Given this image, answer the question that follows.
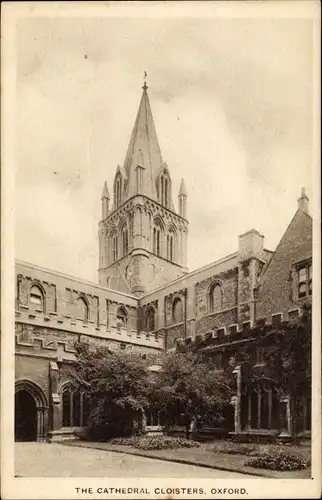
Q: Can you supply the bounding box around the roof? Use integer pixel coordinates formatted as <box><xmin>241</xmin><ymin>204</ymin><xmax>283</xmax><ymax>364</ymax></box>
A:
<box><xmin>123</xmin><ymin>84</ymin><xmax>163</xmax><ymax>200</ymax></box>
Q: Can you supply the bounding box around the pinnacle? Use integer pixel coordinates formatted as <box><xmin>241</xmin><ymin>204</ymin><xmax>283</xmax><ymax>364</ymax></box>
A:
<box><xmin>179</xmin><ymin>179</ymin><xmax>187</xmax><ymax>196</ymax></box>
<box><xmin>101</xmin><ymin>181</ymin><xmax>110</xmax><ymax>200</ymax></box>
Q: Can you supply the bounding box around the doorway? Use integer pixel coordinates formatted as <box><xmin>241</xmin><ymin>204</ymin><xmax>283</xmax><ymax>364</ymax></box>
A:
<box><xmin>15</xmin><ymin>390</ymin><xmax>37</xmax><ymax>441</ymax></box>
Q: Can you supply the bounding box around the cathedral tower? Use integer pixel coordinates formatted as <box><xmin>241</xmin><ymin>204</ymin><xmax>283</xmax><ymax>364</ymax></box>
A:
<box><xmin>98</xmin><ymin>82</ymin><xmax>189</xmax><ymax>296</ymax></box>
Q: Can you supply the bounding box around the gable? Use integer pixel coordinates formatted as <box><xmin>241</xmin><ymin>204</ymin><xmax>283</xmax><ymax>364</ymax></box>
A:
<box><xmin>256</xmin><ymin>209</ymin><xmax>312</xmax><ymax>320</ymax></box>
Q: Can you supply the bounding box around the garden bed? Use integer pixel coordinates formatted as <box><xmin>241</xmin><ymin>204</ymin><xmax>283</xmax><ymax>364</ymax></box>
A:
<box><xmin>109</xmin><ymin>435</ymin><xmax>201</xmax><ymax>450</ymax></box>
<box><xmin>62</xmin><ymin>438</ymin><xmax>311</xmax><ymax>479</ymax></box>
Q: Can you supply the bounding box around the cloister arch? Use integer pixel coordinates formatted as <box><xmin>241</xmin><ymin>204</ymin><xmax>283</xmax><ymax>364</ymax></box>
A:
<box><xmin>15</xmin><ymin>379</ymin><xmax>48</xmax><ymax>442</ymax></box>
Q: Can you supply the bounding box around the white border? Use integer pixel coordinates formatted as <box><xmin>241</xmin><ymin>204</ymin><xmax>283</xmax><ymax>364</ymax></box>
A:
<box><xmin>1</xmin><ymin>2</ymin><xmax>321</xmax><ymax>499</ymax></box>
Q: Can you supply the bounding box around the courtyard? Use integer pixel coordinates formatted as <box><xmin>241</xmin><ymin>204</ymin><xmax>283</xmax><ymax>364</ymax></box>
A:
<box><xmin>15</xmin><ymin>443</ymin><xmax>256</xmax><ymax>478</ymax></box>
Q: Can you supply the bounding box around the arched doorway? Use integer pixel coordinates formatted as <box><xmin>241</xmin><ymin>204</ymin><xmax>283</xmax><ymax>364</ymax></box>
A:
<box><xmin>15</xmin><ymin>380</ymin><xmax>48</xmax><ymax>442</ymax></box>
<box><xmin>15</xmin><ymin>390</ymin><xmax>37</xmax><ymax>441</ymax></box>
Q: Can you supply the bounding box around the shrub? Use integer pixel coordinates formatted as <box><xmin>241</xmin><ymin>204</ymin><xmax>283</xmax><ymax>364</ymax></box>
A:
<box><xmin>219</xmin><ymin>444</ymin><xmax>259</xmax><ymax>456</ymax></box>
<box><xmin>109</xmin><ymin>435</ymin><xmax>200</xmax><ymax>450</ymax></box>
<box><xmin>134</xmin><ymin>436</ymin><xmax>201</xmax><ymax>451</ymax></box>
<box><xmin>245</xmin><ymin>451</ymin><xmax>310</xmax><ymax>471</ymax></box>
<box><xmin>109</xmin><ymin>437</ymin><xmax>139</xmax><ymax>446</ymax></box>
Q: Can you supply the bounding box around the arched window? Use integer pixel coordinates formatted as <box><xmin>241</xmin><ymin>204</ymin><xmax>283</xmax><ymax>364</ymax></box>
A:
<box><xmin>116</xmin><ymin>306</ymin><xmax>128</xmax><ymax>329</ymax></box>
<box><xmin>167</xmin><ymin>228</ymin><xmax>175</xmax><ymax>262</ymax></box>
<box><xmin>114</xmin><ymin>174</ymin><xmax>123</xmax><ymax>208</ymax></box>
<box><xmin>161</xmin><ymin>177</ymin><xmax>164</xmax><ymax>205</ymax></box>
<box><xmin>116</xmin><ymin>178</ymin><xmax>122</xmax><ymax>207</ymax></box>
<box><xmin>112</xmin><ymin>233</ymin><xmax>118</xmax><ymax>262</ymax></box>
<box><xmin>146</xmin><ymin>307</ymin><xmax>156</xmax><ymax>332</ymax></box>
<box><xmin>153</xmin><ymin>221</ymin><xmax>162</xmax><ymax>257</ymax></box>
<box><xmin>173</xmin><ymin>297</ymin><xmax>183</xmax><ymax>324</ymax></box>
<box><xmin>209</xmin><ymin>283</ymin><xmax>222</xmax><ymax>313</ymax></box>
<box><xmin>62</xmin><ymin>386</ymin><xmax>89</xmax><ymax>428</ymax></box>
<box><xmin>164</xmin><ymin>178</ymin><xmax>168</xmax><ymax>208</ymax></box>
<box><xmin>159</xmin><ymin>170</ymin><xmax>170</xmax><ymax>207</ymax></box>
<box><xmin>77</xmin><ymin>296</ymin><xmax>89</xmax><ymax>323</ymax></box>
<box><xmin>122</xmin><ymin>226</ymin><xmax>129</xmax><ymax>256</ymax></box>
<box><xmin>29</xmin><ymin>285</ymin><xmax>45</xmax><ymax>313</ymax></box>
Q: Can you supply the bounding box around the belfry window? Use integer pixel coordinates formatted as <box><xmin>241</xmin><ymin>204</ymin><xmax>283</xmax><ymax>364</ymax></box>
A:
<box><xmin>159</xmin><ymin>171</ymin><xmax>170</xmax><ymax>207</ymax></box>
<box><xmin>164</xmin><ymin>178</ymin><xmax>168</xmax><ymax>208</ymax></box>
<box><xmin>166</xmin><ymin>229</ymin><xmax>175</xmax><ymax>262</ymax></box>
<box><xmin>114</xmin><ymin>175</ymin><xmax>123</xmax><ymax>208</ymax></box>
<box><xmin>161</xmin><ymin>177</ymin><xmax>164</xmax><ymax>206</ymax></box>
<box><xmin>153</xmin><ymin>224</ymin><xmax>162</xmax><ymax>257</ymax></box>
<box><xmin>122</xmin><ymin>227</ymin><xmax>129</xmax><ymax>256</ymax></box>
<box><xmin>112</xmin><ymin>234</ymin><xmax>118</xmax><ymax>262</ymax></box>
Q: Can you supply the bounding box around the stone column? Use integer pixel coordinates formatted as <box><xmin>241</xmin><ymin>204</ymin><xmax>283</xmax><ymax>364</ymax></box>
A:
<box><xmin>278</xmin><ymin>396</ymin><xmax>291</xmax><ymax>436</ymax></box>
<box><xmin>286</xmin><ymin>396</ymin><xmax>292</xmax><ymax>435</ymax></box>
<box><xmin>36</xmin><ymin>408</ymin><xmax>45</xmax><ymax>442</ymax></box>
<box><xmin>257</xmin><ymin>386</ymin><xmax>261</xmax><ymax>430</ymax></box>
<box><xmin>141</xmin><ymin>409</ymin><xmax>147</xmax><ymax>434</ymax></box>
<box><xmin>268</xmin><ymin>388</ymin><xmax>272</xmax><ymax>430</ymax></box>
<box><xmin>247</xmin><ymin>393</ymin><xmax>252</xmax><ymax>430</ymax></box>
<box><xmin>49</xmin><ymin>361</ymin><xmax>61</xmax><ymax>431</ymax></box>
<box><xmin>232</xmin><ymin>365</ymin><xmax>242</xmax><ymax>433</ymax></box>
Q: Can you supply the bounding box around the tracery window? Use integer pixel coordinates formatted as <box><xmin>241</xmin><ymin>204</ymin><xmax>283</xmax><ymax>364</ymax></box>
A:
<box><xmin>62</xmin><ymin>386</ymin><xmax>89</xmax><ymax>428</ymax></box>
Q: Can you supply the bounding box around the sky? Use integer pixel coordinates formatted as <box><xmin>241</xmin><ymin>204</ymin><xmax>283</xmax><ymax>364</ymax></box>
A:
<box><xmin>15</xmin><ymin>7</ymin><xmax>315</xmax><ymax>282</ymax></box>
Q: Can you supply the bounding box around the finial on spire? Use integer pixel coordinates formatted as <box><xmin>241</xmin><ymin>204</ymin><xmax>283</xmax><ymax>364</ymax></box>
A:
<box><xmin>142</xmin><ymin>71</ymin><xmax>148</xmax><ymax>91</ymax></box>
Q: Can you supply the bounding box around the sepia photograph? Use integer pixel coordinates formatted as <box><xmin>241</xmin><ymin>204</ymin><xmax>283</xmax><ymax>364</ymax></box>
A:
<box><xmin>1</xmin><ymin>1</ymin><xmax>321</xmax><ymax>499</ymax></box>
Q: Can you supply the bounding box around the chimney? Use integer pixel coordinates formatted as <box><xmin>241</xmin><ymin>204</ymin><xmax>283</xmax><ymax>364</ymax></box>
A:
<box><xmin>238</xmin><ymin>229</ymin><xmax>265</xmax><ymax>262</ymax></box>
<box><xmin>297</xmin><ymin>187</ymin><xmax>309</xmax><ymax>214</ymax></box>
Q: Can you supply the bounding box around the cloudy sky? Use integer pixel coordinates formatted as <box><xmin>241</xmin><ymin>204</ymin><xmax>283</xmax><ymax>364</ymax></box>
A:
<box><xmin>15</xmin><ymin>4</ymin><xmax>315</xmax><ymax>282</ymax></box>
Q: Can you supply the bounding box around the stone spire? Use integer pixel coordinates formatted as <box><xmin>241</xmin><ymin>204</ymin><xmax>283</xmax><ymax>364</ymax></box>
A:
<box><xmin>297</xmin><ymin>187</ymin><xmax>309</xmax><ymax>214</ymax></box>
<box><xmin>122</xmin><ymin>82</ymin><xmax>163</xmax><ymax>201</ymax></box>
